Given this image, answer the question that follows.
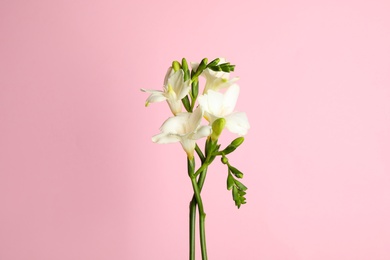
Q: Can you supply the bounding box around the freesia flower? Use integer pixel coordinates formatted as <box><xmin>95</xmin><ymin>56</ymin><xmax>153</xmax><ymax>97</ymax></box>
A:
<box><xmin>192</xmin><ymin>58</ymin><xmax>239</xmax><ymax>93</ymax></box>
<box><xmin>198</xmin><ymin>84</ymin><xmax>250</xmax><ymax>136</ymax></box>
<box><xmin>152</xmin><ymin>106</ymin><xmax>212</xmax><ymax>158</ymax></box>
<box><xmin>141</xmin><ymin>67</ymin><xmax>191</xmax><ymax>115</ymax></box>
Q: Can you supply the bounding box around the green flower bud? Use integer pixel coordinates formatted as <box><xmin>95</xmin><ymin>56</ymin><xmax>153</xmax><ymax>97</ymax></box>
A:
<box><xmin>181</xmin><ymin>58</ymin><xmax>188</xmax><ymax>71</ymax></box>
<box><xmin>191</xmin><ymin>79</ymin><xmax>199</xmax><ymax>100</ymax></box>
<box><xmin>182</xmin><ymin>58</ymin><xmax>190</xmax><ymax>81</ymax></box>
<box><xmin>192</xmin><ymin>58</ymin><xmax>208</xmax><ymax>79</ymax></box>
<box><xmin>221</xmin><ymin>156</ymin><xmax>229</xmax><ymax>164</ymax></box>
<box><xmin>210</xmin><ymin>118</ymin><xmax>226</xmax><ymax>141</ymax></box>
<box><xmin>234</xmin><ymin>179</ymin><xmax>247</xmax><ymax>191</ymax></box>
<box><xmin>172</xmin><ymin>61</ymin><xmax>181</xmax><ymax>72</ymax></box>
<box><xmin>231</xmin><ymin>137</ymin><xmax>244</xmax><ymax>147</ymax></box>
<box><xmin>221</xmin><ymin>137</ymin><xmax>245</xmax><ymax>155</ymax></box>
<box><xmin>229</xmin><ymin>165</ymin><xmax>243</xmax><ymax>178</ymax></box>
<box><xmin>227</xmin><ymin>173</ymin><xmax>235</xmax><ymax>191</ymax></box>
<box><xmin>207</xmin><ymin>58</ymin><xmax>220</xmax><ymax>67</ymax></box>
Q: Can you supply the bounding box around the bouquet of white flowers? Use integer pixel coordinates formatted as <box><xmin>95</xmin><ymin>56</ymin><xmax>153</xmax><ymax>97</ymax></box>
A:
<box><xmin>141</xmin><ymin>58</ymin><xmax>250</xmax><ymax>260</ymax></box>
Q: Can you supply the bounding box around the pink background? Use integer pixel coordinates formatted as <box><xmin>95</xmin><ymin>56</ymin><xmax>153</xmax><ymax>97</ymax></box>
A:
<box><xmin>1</xmin><ymin>0</ymin><xmax>390</xmax><ymax>259</ymax></box>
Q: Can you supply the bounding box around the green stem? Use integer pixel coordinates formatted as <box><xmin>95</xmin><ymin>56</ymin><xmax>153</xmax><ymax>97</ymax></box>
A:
<box><xmin>190</xmin><ymin>176</ymin><xmax>207</xmax><ymax>260</ymax></box>
<box><xmin>189</xmin><ymin>201</ymin><xmax>196</xmax><ymax>260</ymax></box>
<box><xmin>188</xmin><ymin>158</ymin><xmax>209</xmax><ymax>260</ymax></box>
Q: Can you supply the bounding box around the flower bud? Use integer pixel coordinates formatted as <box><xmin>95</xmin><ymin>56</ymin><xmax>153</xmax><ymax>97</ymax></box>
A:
<box><xmin>172</xmin><ymin>61</ymin><xmax>181</xmax><ymax>72</ymax></box>
<box><xmin>221</xmin><ymin>137</ymin><xmax>244</xmax><ymax>155</ymax></box>
<box><xmin>210</xmin><ymin>118</ymin><xmax>226</xmax><ymax>141</ymax></box>
<box><xmin>227</xmin><ymin>173</ymin><xmax>234</xmax><ymax>191</ymax></box>
<box><xmin>207</xmin><ymin>58</ymin><xmax>220</xmax><ymax>67</ymax></box>
<box><xmin>231</xmin><ymin>137</ymin><xmax>244</xmax><ymax>147</ymax></box>
<box><xmin>182</xmin><ymin>58</ymin><xmax>190</xmax><ymax>81</ymax></box>
<box><xmin>221</xmin><ymin>156</ymin><xmax>229</xmax><ymax>164</ymax></box>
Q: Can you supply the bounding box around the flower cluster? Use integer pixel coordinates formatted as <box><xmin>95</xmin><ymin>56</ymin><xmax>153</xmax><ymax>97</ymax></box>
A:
<box><xmin>141</xmin><ymin>57</ymin><xmax>250</xmax><ymax>159</ymax></box>
<box><xmin>142</xmin><ymin>57</ymin><xmax>250</xmax><ymax>259</ymax></box>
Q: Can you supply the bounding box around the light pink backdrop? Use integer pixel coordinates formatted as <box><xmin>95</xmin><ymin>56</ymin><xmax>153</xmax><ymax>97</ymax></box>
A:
<box><xmin>1</xmin><ymin>0</ymin><xmax>390</xmax><ymax>259</ymax></box>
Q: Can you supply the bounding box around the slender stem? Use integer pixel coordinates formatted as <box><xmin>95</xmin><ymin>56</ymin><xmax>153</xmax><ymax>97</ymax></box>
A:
<box><xmin>189</xmin><ymin>166</ymin><xmax>208</xmax><ymax>260</ymax></box>
<box><xmin>190</xmin><ymin>176</ymin><xmax>208</xmax><ymax>260</ymax></box>
<box><xmin>189</xmin><ymin>200</ymin><xmax>196</xmax><ymax>260</ymax></box>
<box><xmin>195</xmin><ymin>144</ymin><xmax>205</xmax><ymax>163</ymax></box>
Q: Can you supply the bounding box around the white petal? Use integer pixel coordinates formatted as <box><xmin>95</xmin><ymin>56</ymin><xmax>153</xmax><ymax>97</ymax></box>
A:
<box><xmin>159</xmin><ymin>113</ymin><xmax>190</xmax><ymax>135</ymax></box>
<box><xmin>189</xmin><ymin>125</ymin><xmax>212</xmax><ymax>140</ymax></box>
<box><xmin>152</xmin><ymin>133</ymin><xmax>180</xmax><ymax>143</ymax></box>
<box><xmin>186</xmin><ymin>106</ymin><xmax>203</xmax><ymax>134</ymax></box>
<box><xmin>222</xmin><ymin>84</ymin><xmax>240</xmax><ymax>115</ymax></box>
<box><xmin>190</xmin><ymin>62</ymin><xmax>199</xmax><ymax>71</ymax></box>
<box><xmin>199</xmin><ymin>90</ymin><xmax>224</xmax><ymax>116</ymax></box>
<box><xmin>177</xmin><ymin>80</ymin><xmax>191</xmax><ymax>100</ymax></box>
<box><xmin>168</xmin><ymin>70</ymin><xmax>185</xmax><ymax>93</ymax></box>
<box><xmin>225</xmin><ymin>112</ymin><xmax>250</xmax><ymax>136</ymax></box>
<box><xmin>145</xmin><ymin>92</ymin><xmax>167</xmax><ymax>104</ymax></box>
<box><xmin>163</xmin><ymin>67</ymin><xmax>174</xmax><ymax>86</ymax></box>
<box><xmin>141</xmin><ymin>88</ymin><xmax>163</xmax><ymax>93</ymax></box>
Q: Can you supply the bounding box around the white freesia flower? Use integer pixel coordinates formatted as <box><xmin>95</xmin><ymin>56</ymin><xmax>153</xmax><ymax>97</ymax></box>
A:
<box><xmin>198</xmin><ymin>84</ymin><xmax>250</xmax><ymax>136</ymax></box>
<box><xmin>152</xmin><ymin>106</ymin><xmax>212</xmax><ymax>158</ymax></box>
<box><xmin>192</xmin><ymin>58</ymin><xmax>239</xmax><ymax>93</ymax></box>
<box><xmin>141</xmin><ymin>67</ymin><xmax>191</xmax><ymax>115</ymax></box>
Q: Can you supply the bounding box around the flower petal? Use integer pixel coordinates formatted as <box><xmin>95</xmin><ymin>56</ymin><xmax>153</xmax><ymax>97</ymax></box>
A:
<box><xmin>168</xmin><ymin>70</ymin><xmax>185</xmax><ymax>93</ymax></box>
<box><xmin>152</xmin><ymin>133</ymin><xmax>180</xmax><ymax>144</ymax></box>
<box><xmin>225</xmin><ymin>112</ymin><xmax>250</xmax><ymax>136</ymax></box>
<box><xmin>222</xmin><ymin>84</ymin><xmax>240</xmax><ymax>115</ymax></box>
<box><xmin>186</xmin><ymin>106</ymin><xmax>203</xmax><ymax>134</ymax></box>
<box><xmin>163</xmin><ymin>67</ymin><xmax>174</xmax><ymax>86</ymax></box>
<box><xmin>198</xmin><ymin>90</ymin><xmax>223</xmax><ymax>116</ymax></box>
<box><xmin>189</xmin><ymin>125</ymin><xmax>212</xmax><ymax>140</ymax></box>
<box><xmin>159</xmin><ymin>113</ymin><xmax>190</xmax><ymax>135</ymax></box>
<box><xmin>141</xmin><ymin>88</ymin><xmax>163</xmax><ymax>93</ymax></box>
<box><xmin>145</xmin><ymin>92</ymin><xmax>167</xmax><ymax>104</ymax></box>
<box><xmin>177</xmin><ymin>79</ymin><xmax>191</xmax><ymax>100</ymax></box>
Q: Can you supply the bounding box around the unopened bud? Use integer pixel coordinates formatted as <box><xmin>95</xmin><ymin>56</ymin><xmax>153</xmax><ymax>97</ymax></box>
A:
<box><xmin>211</xmin><ymin>118</ymin><xmax>226</xmax><ymax>141</ymax></box>
<box><xmin>207</xmin><ymin>58</ymin><xmax>220</xmax><ymax>67</ymax></box>
<box><xmin>172</xmin><ymin>61</ymin><xmax>181</xmax><ymax>72</ymax></box>
<box><xmin>231</xmin><ymin>137</ymin><xmax>244</xmax><ymax>147</ymax></box>
<box><xmin>221</xmin><ymin>156</ymin><xmax>229</xmax><ymax>164</ymax></box>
